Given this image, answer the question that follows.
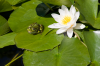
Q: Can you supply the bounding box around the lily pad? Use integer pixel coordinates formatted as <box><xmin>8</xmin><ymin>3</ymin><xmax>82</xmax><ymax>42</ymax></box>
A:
<box><xmin>15</xmin><ymin>29</ymin><xmax>64</xmax><ymax>52</ymax></box>
<box><xmin>75</xmin><ymin>0</ymin><xmax>98</xmax><ymax>26</ymax></box>
<box><xmin>36</xmin><ymin>3</ymin><xmax>53</xmax><ymax>16</ymax></box>
<box><xmin>0</xmin><ymin>32</ymin><xmax>16</xmax><ymax>48</ymax></box>
<box><xmin>93</xmin><ymin>11</ymin><xmax>100</xmax><ymax>29</ymax></box>
<box><xmin>8</xmin><ymin>0</ymin><xmax>42</xmax><ymax>33</ymax></box>
<box><xmin>0</xmin><ymin>15</ymin><xmax>10</xmax><ymax>36</ymax></box>
<box><xmin>58</xmin><ymin>36</ymin><xmax>90</xmax><ymax>66</ymax></box>
<box><xmin>6</xmin><ymin>0</ymin><xmax>21</xmax><ymax>5</ymax></box>
<box><xmin>0</xmin><ymin>0</ymin><xmax>13</xmax><ymax>12</ymax></box>
<box><xmin>39</xmin><ymin>0</ymin><xmax>72</xmax><ymax>7</ymax></box>
<box><xmin>15</xmin><ymin>15</ymin><xmax>64</xmax><ymax>52</ymax></box>
<box><xmin>84</xmin><ymin>31</ymin><xmax>100</xmax><ymax>65</ymax></box>
<box><xmin>22</xmin><ymin>36</ymin><xmax>90</xmax><ymax>66</ymax></box>
<box><xmin>23</xmin><ymin>47</ymin><xmax>58</xmax><ymax>66</ymax></box>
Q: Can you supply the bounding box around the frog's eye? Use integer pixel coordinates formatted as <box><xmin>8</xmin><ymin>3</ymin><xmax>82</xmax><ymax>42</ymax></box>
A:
<box><xmin>39</xmin><ymin>24</ymin><xmax>44</xmax><ymax>32</ymax></box>
<box><xmin>27</xmin><ymin>23</ymin><xmax>44</xmax><ymax>35</ymax></box>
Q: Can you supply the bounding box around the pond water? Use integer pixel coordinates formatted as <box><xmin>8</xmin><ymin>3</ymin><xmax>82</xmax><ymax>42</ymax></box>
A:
<box><xmin>0</xmin><ymin>45</ymin><xmax>24</xmax><ymax>66</ymax></box>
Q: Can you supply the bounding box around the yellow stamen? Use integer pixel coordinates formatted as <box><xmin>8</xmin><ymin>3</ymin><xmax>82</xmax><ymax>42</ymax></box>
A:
<box><xmin>62</xmin><ymin>16</ymin><xmax>71</xmax><ymax>25</ymax></box>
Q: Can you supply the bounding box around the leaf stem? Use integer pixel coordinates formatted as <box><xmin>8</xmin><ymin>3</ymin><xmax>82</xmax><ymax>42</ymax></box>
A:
<box><xmin>44</xmin><ymin>2</ymin><xmax>53</xmax><ymax>11</ymax></box>
<box><xmin>11</xmin><ymin>51</ymin><xmax>20</xmax><ymax>62</ymax></box>
<box><xmin>5</xmin><ymin>52</ymin><xmax>23</xmax><ymax>66</ymax></box>
<box><xmin>74</xmin><ymin>31</ymin><xmax>87</xmax><ymax>47</ymax></box>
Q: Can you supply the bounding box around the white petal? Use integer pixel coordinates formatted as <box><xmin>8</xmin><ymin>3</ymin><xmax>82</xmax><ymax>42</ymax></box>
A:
<box><xmin>74</xmin><ymin>23</ymin><xmax>85</xmax><ymax>29</ymax></box>
<box><xmin>61</xmin><ymin>5</ymin><xmax>69</xmax><ymax>15</ymax></box>
<box><xmin>75</xmin><ymin>11</ymin><xmax>80</xmax><ymax>19</ymax></box>
<box><xmin>67</xmin><ymin>12</ymin><xmax>79</xmax><ymax>26</ymax></box>
<box><xmin>67</xmin><ymin>28</ymin><xmax>73</xmax><ymax>38</ymax></box>
<box><xmin>58</xmin><ymin>9</ymin><xmax>65</xmax><ymax>16</ymax></box>
<box><xmin>61</xmin><ymin>5</ymin><xmax>68</xmax><ymax>11</ymax></box>
<box><xmin>56</xmin><ymin>28</ymin><xmax>67</xmax><ymax>34</ymax></box>
<box><xmin>70</xmin><ymin>5</ymin><xmax>76</xmax><ymax>15</ymax></box>
<box><xmin>93</xmin><ymin>31</ymin><xmax>100</xmax><ymax>34</ymax></box>
<box><xmin>73</xmin><ymin>22</ymin><xmax>76</xmax><ymax>27</ymax></box>
<box><xmin>51</xmin><ymin>13</ymin><xmax>61</xmax><ymax>22</ymax></box>
<box><xmin>48</xmin><ymin>23</ymin><xmax>64</xmax><ymax>28</ymax></box>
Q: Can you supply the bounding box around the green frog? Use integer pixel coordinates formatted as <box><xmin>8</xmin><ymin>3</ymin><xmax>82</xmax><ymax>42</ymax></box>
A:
<box><xmin>27</xmin><ymin>23</ymin><xmax>44</xmax><ymax>35</ymax></box>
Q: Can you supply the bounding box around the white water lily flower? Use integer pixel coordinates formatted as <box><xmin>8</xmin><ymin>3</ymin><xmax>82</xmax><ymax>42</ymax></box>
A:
<box><xmin>48</xmin><ymin>5</ymin><xmax>85</xmax><ymax>38</ymax></box>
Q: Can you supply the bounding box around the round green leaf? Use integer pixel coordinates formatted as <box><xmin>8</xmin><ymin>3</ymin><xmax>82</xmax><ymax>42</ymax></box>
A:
<box><xmin>22</xmin><ymin>36</ymin><xmax>90</xmax><ymax>66</ymax></box>
<box><xmin>23</xmin><ymin>47</ymin><xmax>58</xmax><ymax>66</ymax></box>
<box><xmin>94</xmin><ymin>11</ymin><xmax>100</xmax><ymax>29</ymax></box>
<box><xmin>15</xmin><ymin>16</ymin><xmax>64</xmax><ymax>52</ymax></box>
<box><xmin>0</xmin><ymin>32</ymin><xmax>16</xmax><ymax>48</ymax></box>
<box><xmin>8</xmin><ymin>0</ymin><xmax>41</xmax><ymax>33</ymax></box>
<box><xmin>0</xmin><ymin>15</ymin><xmax>10</xmax><ymax>35</ymax></box>
<box><xmin>58</xmin><ymin>36</ymin><xmax>90</xmax><ymax>66</ymax></box>
<box><xmin>69</xmin><ymin>0</ymin><xmax>74</xmax><ymax>4</ymax></box>
<box><xmin>39</xmin><ymin>0</ymin><xmax>72</xmax><ymax>7</ymax></box>
<box><xmin>6</xmin><ymin>0</ymin><xmax>21</xmax><ymax>5</ymax></box>
<box><xmin>6</xmin><ymin>0</ymin><xmax>30</xmax><ymax>5</ymax></box>
<box><xmin>75</xmin><ymin>0</ymin><xmax>98</xmax><ymax>26</ymax></box>
<box><xmin>83</xmin><ymin>31</ymin><xmax>100</xmax><ymax>64</ymax></box>
<box><xmin>36</xmin><ymin>3</ymin><xmax>52</xmax><ymax>16</ymax></box>
<box><xmin>0</xmin><ymin>0</ymin><xmax>13</xmax><ymax>12</ymax></box>
<box><xmin>15</xmin><ymin>30</ymin><xmax>64</xmax><ymax>52</ymax></box>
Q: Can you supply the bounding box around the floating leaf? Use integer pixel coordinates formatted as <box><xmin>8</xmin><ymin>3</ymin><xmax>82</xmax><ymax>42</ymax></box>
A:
<box><xmin>0</xmin><ymin>32</ymin><xmax>16</xmax><ymax>48</ymax></box>
<box><xmin>75</xmin><ymin>0</ymin><xmax>98</xmax><ymax>26</ymax></box>
<box><xmin>39</xmin><ymin>0</ymin><xmax>72</xmax><ymax>7</ymax></box>
<box><xmin>8</xmin><ymin>0</ymin><xmax>41</xmax><ymax>33</ymax></box>
<box><xmin>0</xmin><ymin>15</ymin><xmax>10</xmax><ymax>36</ymax></box>
<box><xmin>23</xmin><ymin>36</ymin><xmax>90</xmax><ymax>66</ymax></box>
<box><xmin>15</xmin><ymin>29</ymin><xmax>64</xmax><ymax>52</ymax></box>
<box><xmin>69</xmin><ymin>0</ymin><xmax>74</xmax><ymax>4</ymax></box>
<box><xmin>93</xmin><ymin>11</ymin><xmax>100</xmax><ymax>29</ymax></box>
<box><xmin>14</xmin><ymin>10</ymin><xmax>65</xmax><ymax>52</ymax></box>
<box><xmin>36</xmin><ymin>3</ymin><xmax>52</xmax><ymax>16</ymax></box>
<box><xmin>0</xmin><ymin>0</ymin><xmax>13</xmax><ymax>12</ymax></box>
<box><xmin>58</xmin><ymin>36</ymin><xmax>90</xmax><ymax>66</ymax></box>
<box><xmin>6</xmin><ymin>0</ymin><xmax>21</xmax><ymax>5</ymax></box>
<box><xmin>84</xmin><ymin>31</ymin><xmax>100</xmax><ymax>65</ymax></box>
<box><xmin>23</xmin><ymin>47</ymin><xmax>58</xmax><ymax>66</ymax></box>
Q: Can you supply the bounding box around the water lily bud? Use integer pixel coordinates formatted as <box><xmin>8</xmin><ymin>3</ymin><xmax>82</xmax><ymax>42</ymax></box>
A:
<box><xmin>27</xmin><ymin>23</ymin><xmax>44</xmax><ymax>35</ymax></box>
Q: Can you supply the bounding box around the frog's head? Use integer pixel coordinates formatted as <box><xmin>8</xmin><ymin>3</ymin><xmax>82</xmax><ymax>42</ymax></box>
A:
<box><xmin>27</xmin><ymin>23</ymin><xmax>44</xmax><ymax>35</ymax></box>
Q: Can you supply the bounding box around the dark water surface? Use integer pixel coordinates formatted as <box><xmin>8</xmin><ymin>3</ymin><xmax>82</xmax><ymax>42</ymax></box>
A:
<box><xmin>0</xmin><ymin>45</ymin><xmax>24</xmax><ymax>66</ymax></box>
